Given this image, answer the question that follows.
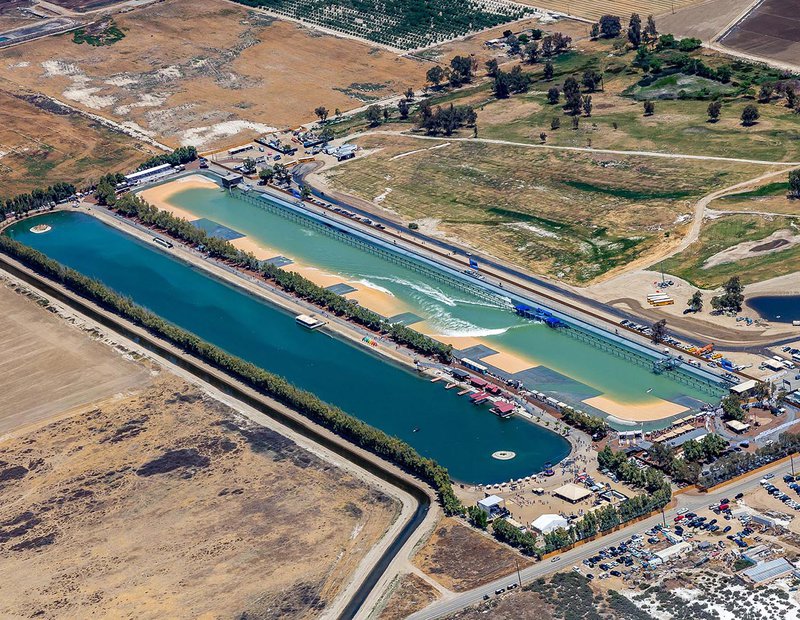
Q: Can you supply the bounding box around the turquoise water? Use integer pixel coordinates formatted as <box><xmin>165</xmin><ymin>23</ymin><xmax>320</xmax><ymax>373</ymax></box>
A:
<box><xmin>161</xmin><ymin>184</ymin><xmax>720</xmax><ymax>420</ymax></box>
<box><xmin>6</xmin><ymin>211</ymin><xmax>570</xmax><ymax>484</ymax></box>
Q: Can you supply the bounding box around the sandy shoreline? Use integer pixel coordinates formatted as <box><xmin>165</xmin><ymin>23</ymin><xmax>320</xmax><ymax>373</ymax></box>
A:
<box><xmin>135</xmin><ymin>176</ymin><xmax>701</xmax><ymax>424</ymax></box>
<box><xmin>583</xmin><ymin>395</ymin><xmax>688</xmax><ymax>421</ymax></box>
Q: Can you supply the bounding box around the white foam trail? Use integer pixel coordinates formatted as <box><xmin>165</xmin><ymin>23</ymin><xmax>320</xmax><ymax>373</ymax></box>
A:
<box><xmin>438</xmin><ymin>325</ymin><xmax>514</xmax><ymax>338</ymax></box>
<box><xmin>364</xmin><ymin>274</ymin><xmax>506</xmax><ymax>310</ymax></box>
<box><xmin>424</xmin><ymin>305</ymin><xmax>521</xmax><ymax>338</ymax></box>
<box><xmin>363</xmin><ymin>274</ymin><xmax>459</xmax><ymax>306</ymax></box>
<box><xmin>354</xmin><ymin>279</ymin><xmax>395</xmax><ymax>296</ymax></box>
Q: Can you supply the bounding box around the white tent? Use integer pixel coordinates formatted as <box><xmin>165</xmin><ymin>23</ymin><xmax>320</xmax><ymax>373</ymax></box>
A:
<box><xmin>531</xmin><ymin>514</ymin><xmax>569</xmax><ymax>534</ymax></box>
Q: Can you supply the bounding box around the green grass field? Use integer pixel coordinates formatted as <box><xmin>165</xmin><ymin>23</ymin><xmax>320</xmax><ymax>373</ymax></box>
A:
<box><xmin>409</xmin><ymin>38</ymin><xmax>800</xmax><ymax>163</ymax></box>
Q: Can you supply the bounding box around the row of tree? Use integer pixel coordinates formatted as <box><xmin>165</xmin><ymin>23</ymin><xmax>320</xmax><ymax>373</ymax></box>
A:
<box><xmin>1</xmin><ymin>182</ymin><xmax>76</xmax><ymax>218</ymax></box>
<box><xmin>559</xmin><ymin>407</ymin><xmax>608</xmax><ymax>438</ymax></box>
<box><xmin>136</xmin><ymin>146</ymin><xmax>198</xmax><ymax>171</ymax></box>
<box><xmin>597</xmin><ymin>445</ymin><xmax>671</xmax><ymax>495</ymax></box>
<box><xmin>699</xmin><ymin>430</ymin><xmax>800</xmax><ymax>489</ymax></box>
<box><xmin>111</xmin><ymin>193</ymin><xmax>454</xmax><ymax>363</ymax></box>
<box><xmin>592</xmin><ymin>14</ymin><xmax>657</xmax><ymax>49</ymax></box>
<box><xmin>0</xmin><ymin>233</ymin><xmax>463</xmax><ymax>515</ymax></box>
<box><xmin>493</xmin><ymin>480</ymin><xmax>671</xmax><ymax>557</ymax></box>
<box><xmin>417</xmin><ymin>102</ymin><xmax>477</xmax><ymax>136</ymax></box>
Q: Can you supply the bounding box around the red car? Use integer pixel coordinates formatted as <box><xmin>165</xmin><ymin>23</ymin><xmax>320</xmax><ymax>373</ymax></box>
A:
<box><xmin>674</xmin><ymin>515</ymin><xmax>685</xmax><ymax>522</ymax></box>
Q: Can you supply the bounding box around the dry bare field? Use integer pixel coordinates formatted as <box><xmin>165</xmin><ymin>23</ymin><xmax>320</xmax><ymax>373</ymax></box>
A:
<box><xmin>0</xmin><ymin>279</ymin><xmax>400</xmax><ymax>618</ymax></box>
<box><xmin>0</xmin><ymin>0</ymin><xmax>430</xmax><ymax>150</ymax></box>
<box><xmin>0</xmin><ymin>278</ymin><xmax>150</xmax><ymax>434</ymax></box>
<box><xmin>413</xmin><ymin>518</ymin><xmax>532</xmax><ymax>592</ymax></box>
<box><xmin>0</xmin><ymin>375</ymin><xmax>400</xmax><ymax>618</ymax></box>
<box><xmin>657</xmin><ymin>0</ymin><xmax>755</xmax><ymax>41</ymax></box>
<box><xmin>0</xmin><ymin>87</ymin><xmax>157</xmax><ymax>197</ymax></box>
<box><xmin>516</xmin><ymin>0</ymin><xmax>708</xmax><ymax>22</ymax></box>
<box><xmin>377</xmin><ymin>573</ymin><xmax>440</xmax><ymax>620</ymax></box>
<box><xmin>719</xmin><ymin>0</ymin><xmax>800</xmax><ymax>67</ymax></box>
<box><xmin>0</xmin><ymin>2</ymin><xmax>39</xmax><ymax>33</ymax></box>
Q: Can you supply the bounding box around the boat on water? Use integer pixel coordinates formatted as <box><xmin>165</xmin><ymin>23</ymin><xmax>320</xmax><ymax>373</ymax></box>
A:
<box><xmin>295</xmin><ymin>313</ymin><xmax>326</xmax><ymax>330</ymax></box>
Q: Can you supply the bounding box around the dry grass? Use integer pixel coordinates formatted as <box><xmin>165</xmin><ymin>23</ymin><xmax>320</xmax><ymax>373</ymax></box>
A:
<box><xmin>413</xmin><ymin>518</ymin><xmax>532</xmax><ymax>592</ymax></box>
<box><xmin>0</xmin><ymin>1</ymin><xmax>39</xmax><ymax>32</ymax></box>
<box><xmin>0</xmin><ymin>88</ymin><xmax>156</xmax><ymax>197</ymax></box>
<box><xmin>324</xmin><ymin>134</ymin><xmax>765</xmax><ymax>283</ymax></box>
<box><xmin>0</xmin><ymin>374</ymin><xmax>399</xmax><ymax>619</ymax></box>
<box><xmin>0</xmin><ymin>0</ymin><xmax>430</xmax><ymax>150</ymax></box>
<box><xmin>0</xmin><ymin>277</ymin><xmax>150</xmax><ymax>433</ymax></box>
<box><xmin>515</xmin><ymin>0</ymin><xmax>707</xmax><ymax>22</ymax></box>
<box><xmin>0</xmin><ymin>278</ymin><xmax>400</xmax><ymax>619</ymax></box>
<box><xmin>661</xmin><ymin>213</ymin><xmax>800</xmax><ymax>287</ymax></box>
<box><xmin>378</xmin><ymin>573</ymin><xmax>440</xmax><ymax>620</ymax></box>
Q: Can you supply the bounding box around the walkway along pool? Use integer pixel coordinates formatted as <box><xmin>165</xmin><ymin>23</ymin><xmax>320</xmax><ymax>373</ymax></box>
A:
<box><xmin>5</xmin><ymin>211</ymin><xmax>570</xmax><ymax>484</ymax></box>
<box><xmin>141</xmin><ymin>176</ymin><xmax>726</xmax><ymax>430</ymax></box>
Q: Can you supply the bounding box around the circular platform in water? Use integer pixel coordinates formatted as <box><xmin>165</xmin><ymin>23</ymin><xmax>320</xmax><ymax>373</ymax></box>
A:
<box><xmin>492</xmin><ymin>450</ymin><xmax>516</xmax><ymax>461</ymax></box>
<box><xmin>30</xmin><ymin>224</ymin><xmax>51</xmax><ymax>234</ymax></box>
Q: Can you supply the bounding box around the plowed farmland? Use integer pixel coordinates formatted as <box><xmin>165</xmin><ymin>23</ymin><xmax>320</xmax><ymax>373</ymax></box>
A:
<box><xmin>720</xmin><ymin>0</ymin><xmax>800</xmax><ymax>68</ymax></box>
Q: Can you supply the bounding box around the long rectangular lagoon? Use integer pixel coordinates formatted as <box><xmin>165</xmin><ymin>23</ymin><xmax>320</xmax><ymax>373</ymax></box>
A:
<box><xmin>149</xmin><ymin>179</ymin><xmax>724</xmax><ymax>429</ymax></box>
<box><xmin>6</xmin><ymin>211</ymin><xmax>571</xmax><ymax>484</ymax></box>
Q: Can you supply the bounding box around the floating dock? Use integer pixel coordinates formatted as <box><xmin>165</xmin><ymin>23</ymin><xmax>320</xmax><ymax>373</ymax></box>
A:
<box><xmin>295</xmin><ymin>313</ymin><xmax>326</xmax><ymax>330</ymax></box>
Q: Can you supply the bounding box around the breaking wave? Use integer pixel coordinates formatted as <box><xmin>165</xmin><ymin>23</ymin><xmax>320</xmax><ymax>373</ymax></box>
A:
<box><xmin>354</xmin><ymin>279</ymin><xmax>395</xmax><ymax>296</ymax></box>
<box><xmin>364</xmin><ymin>274</ymin><xmax>509</xmax><ymax>310</ymax></box>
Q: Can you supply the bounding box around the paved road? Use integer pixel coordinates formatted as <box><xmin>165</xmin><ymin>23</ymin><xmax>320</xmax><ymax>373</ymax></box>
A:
<box><xmin>407</xmin><ymin>458</ymin><xmax>795</xmax><ymax>620</ymax></box>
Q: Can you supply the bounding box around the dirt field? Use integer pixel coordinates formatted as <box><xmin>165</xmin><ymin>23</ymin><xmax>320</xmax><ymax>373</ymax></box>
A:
<box><xmin>0</xmin><ymin>87</ymin><xmax>156</xmax><ymax>197</ymax></box>
<box><xmin>0</xmin><ymin>0</ymin><xmax>430</xmax><ymax>150</ymax></box>
<box><xmin>661</xmin><ymin>213</ymin><xmax>800</xmax><ymax>287</ymax></box>
<box><xmin>719</xmin><ymin>0</ymin><xmax>800</xmax><ymax>67</ymax></box>
<box><xmin>516</xmin><ymin>0</ymin><xmax>708</xmax><ymax>22</ymax></box>
<box><xmin>377</xmin><ymin>573</ymin><xmax>440</xmax><ymax>620</ymax></box>
<box><xmin>0</xmin><ymin>374</ymin><xmax>400</xmax><ymax>618</ymax></box>
<box><xmin>413</xmin><ymin>17</ymin><xmax>590</xmax><ymax>66</ymax></box>
<box><xmin>445</xmin><ymin>589</ymin><xmax>553</xmax><ymax>620</ymax></box>
<box><xmin>0</xmin><ymin>276</ymin><xmax>400</xmax><ymax>618</ymax></box>
<box><xmin>658</xmin><ymin>0</ymin><xmax>756</xmax><ymax>41</ymax></box>
<box><xmin>44</xmin><ymin>0</ymin><xmax>140</xmax><ymax>11</ymax></box>
<box><xmin>0</xmin><ymin>1</ymin><xmax>40</xmax><ymax>32</ymax></box>
<box><xmin>0</xmin><ymin>277</ymin><xmax>150</xmax><ymax>434</ymax></box>
<box><xmin>413</xmin><ymin>518</ymin><xmax>532</xmax><ymax>592</ymax></box>
<box><xmin>322</xmin><ymin>134</ymin><xmax>767</xmax><ymax>284</ymax></box>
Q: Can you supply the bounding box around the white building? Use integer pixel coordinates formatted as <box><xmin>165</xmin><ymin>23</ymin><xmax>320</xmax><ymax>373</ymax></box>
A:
<box><xmin>655</xmin><ymin>541</ymin><xmax>692</xmax><ymax>562</ymax></box>
<box><xmin>124</xmin><ymin>163</ymin><xmax>174</xmax><ymax>186</ymax></box>
<box><xmin>531</xmin><ymin>514</ymin><xmax>569</xmax><ymax>535</ymax></box>
<box><xmin>477</xmin><ymin>495</ymin><xmax>505</xmax><ymax>517</ymax></box>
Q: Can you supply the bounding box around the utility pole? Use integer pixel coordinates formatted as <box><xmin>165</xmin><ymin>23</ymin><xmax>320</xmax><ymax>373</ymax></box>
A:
<box><xmin>516</xmin><ymin>558</ymin><xmax>522</xmax><ymax>587</ymax></box>
<box><xmin>792</xmin><ymin>453</ymin><xmax>795</xmax><ymax>477</ymax></box>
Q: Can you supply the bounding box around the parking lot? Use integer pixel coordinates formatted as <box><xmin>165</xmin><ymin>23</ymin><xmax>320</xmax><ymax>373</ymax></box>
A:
<box><xmin>569</xmin><ymin>476</ymin><xmax>800</xmax><ymax>587</ymax></box>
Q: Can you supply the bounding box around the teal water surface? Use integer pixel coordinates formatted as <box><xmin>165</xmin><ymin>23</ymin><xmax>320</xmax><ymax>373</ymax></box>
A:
<box><xmin>6</xmin><ymin>211</ymin><xmax>571</xmax><ymax>484</ymax></box>
<box><xmin>162</xmin><ymin>184</ymin><xmax>720</xmax><ymax>419</ymax></box>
